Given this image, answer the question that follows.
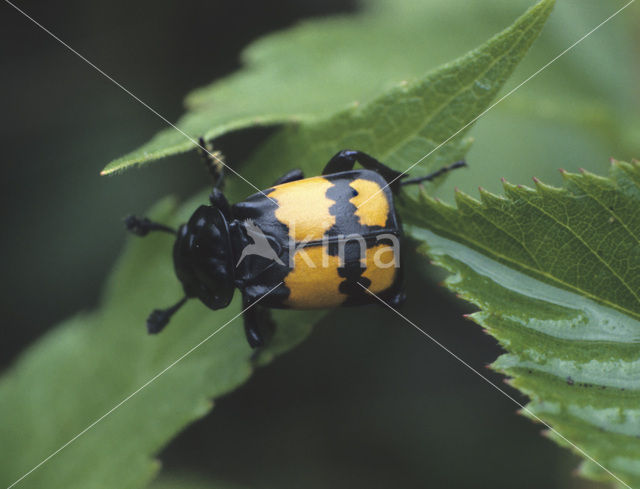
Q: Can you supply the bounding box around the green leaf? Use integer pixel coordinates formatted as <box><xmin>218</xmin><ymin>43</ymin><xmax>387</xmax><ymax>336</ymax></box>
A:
<box><xmin>0</xmin><ymin>2</ymin><xmax>553</xmax><ymax>488</ymax></box>
<box><xmin>102</xmin><ymin>0</ymin><xmax>555</xmax><ymax>175</ymax></box>
<box><xmin>0</xmin><ymin>193</ymin><xmax>315</xmax><ymax>489</ymax></box>
<box><xmin>432</xmin><ymin>0</ymin><xmax>640</xmax><ymax>200</ymax></box>
<box><xmin>237</xmin><ymin>0</ymin><xmax>556</xmax><ymax>191</ymax></box>
<box><xmin>402</xmin><ymin>159</ymin><xmax>640</xmax><ymax>486</ymax></box>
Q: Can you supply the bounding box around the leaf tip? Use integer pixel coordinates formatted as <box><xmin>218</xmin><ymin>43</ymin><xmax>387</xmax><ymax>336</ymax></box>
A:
<box><xmin>100</xmin><ymin>164</ymin><xmax>117</xmax><ymax>176</ymax></box>
<box><xmin>534</xmin><ymin>0</ymin><xmax>557</xmax><ymax>15</ymax></box>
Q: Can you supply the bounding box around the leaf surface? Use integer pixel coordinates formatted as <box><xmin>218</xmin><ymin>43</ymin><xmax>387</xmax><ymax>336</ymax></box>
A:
<box><xmin>403</xmin><ymin>159</ymin><xmax>640</xmax><ymax>486</ymax></box>
<box><xmin>0</xmin><ymin>193</ymin><xmax>314</xmax><ymax>489</ymax></box>
<box><xmin>102</xmin><ymin>0</ymin><xmax>556</xmax><ymax>176</ymax></box>
<box><xmin>0</xmin><ymin>3</ymin><xmax>553</xmax><ymax>488</ymax></box>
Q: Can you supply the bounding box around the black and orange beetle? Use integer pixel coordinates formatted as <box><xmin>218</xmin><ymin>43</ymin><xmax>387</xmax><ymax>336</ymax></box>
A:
<box><xmin>126</xmin><ymin>141</ymin><xmax>465</xmax><ymax>347</ymax></box>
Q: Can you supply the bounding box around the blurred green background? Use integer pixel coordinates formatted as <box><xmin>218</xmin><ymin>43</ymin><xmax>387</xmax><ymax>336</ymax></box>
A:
<box><xmin>2</xmin><ymin>0</ymin><xmax>638</xmax><ymax>488</ymax></box>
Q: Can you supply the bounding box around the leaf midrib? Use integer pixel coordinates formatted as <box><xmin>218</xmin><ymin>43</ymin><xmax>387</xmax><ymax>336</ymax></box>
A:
<box><xmin>378</xmin><ymin>14</ymin><xmax>537</xmax><ymax>164</ymax></box>
<box><xmin>519</xmin><ymin>195</ymin><xmax>640</xmax><ymax>308</ymax></box>
<box><xmin>568</xmin><ymin>175</ymin><xmax>640</xmax><ymax>248</ymax></box>
<box><xmin>411</xmin><ymin>199</ymin><xmax>640</xmax><ymax>322</ymax></box>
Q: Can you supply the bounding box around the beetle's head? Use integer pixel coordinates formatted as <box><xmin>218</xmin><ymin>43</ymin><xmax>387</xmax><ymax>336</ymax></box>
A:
<box><xmin>173</xmin><ymin>205</ymin><xmax>235</xmax><ymax>311</ymax></box>
<box><xmin>126</xmin><ymin>203</ymin><xmax>236</xmax><ymax>335</ymax></box>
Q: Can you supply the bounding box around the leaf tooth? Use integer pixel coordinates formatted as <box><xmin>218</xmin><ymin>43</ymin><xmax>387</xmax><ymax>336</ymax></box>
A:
<box><xmin>500</xmin><ymin>178</ymin><xmax>518</xmax><ymax>193</ymax></box>
<box><xmin>417</xmin><ymin>190</ymin><xmax>456</xmax><ymax>213</ymax></box>
<box><xmin>613</xmin><ymin>159</ymin><xmax>640</xmax><ymax>181</ymax></box>
<box><xmin>536</xmin><ymin>177</ymin><xmax>561</xmax><ymax>190</ymax></box>
<box><xmin>453</xmin><ymin>187</ymin><xmax>482</xmax><ymax>209</ymax></box>
<box><xmin>577</xmin><ymin>167</ymin><xmax>602</xmax><ymax>179</ymax></box>
<box><xmin>558</xmin><ymin>168</ymin><xmax>579</xmax><ymax>182</ymax></box>
<box><xmin>530</xmin><ymin>177</ymin><xmax>564</xmax><ymax>198</ymax></box>
<box><xmin>477</xmin><ymin>186</ymin><xmax>505</xmax><ymax>208</ymax></box>
<box><xmin>570</xmin><ymin>168</ymin><xmax>611</xmax><ymax>187</ymax></box>
<box><xmin>558</xmin><ymin>168</ymin><xmax>589</xmax><ymax>182</ymax></box>
<box><xmin>465</xmin><ymin>310</ymin><xmax>489</xmax><ymax>330</ymax></box>
<box><xmin>502</xmin><ymin>179</ymin><xmax>535</xmax><ymax>200</ymax></box>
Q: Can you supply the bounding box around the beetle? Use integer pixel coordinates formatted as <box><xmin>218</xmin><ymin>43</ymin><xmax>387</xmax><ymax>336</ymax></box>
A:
<box><xmin>125</xmin><ymin>141</ymin><xmax>465</xmax><ymax>348</ymax></box>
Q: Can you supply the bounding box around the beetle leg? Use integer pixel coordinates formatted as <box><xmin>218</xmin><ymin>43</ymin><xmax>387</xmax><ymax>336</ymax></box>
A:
<box><xmin>323</xmin><ymin>150</ymin><xmax>404</xmax><ymax>193</ymax></box>
<box><xmin>242</xmin><ymin>292</ymin><xmax>276</xmax><ymax>348</ymax></box>
<box><xmin>124</xmin><ymin>215</ymin><xmax>176</xmax><ymax>236</ymax></box>
<box><xmin>400</xmin><ymin>160</ymin><xmax>467</xmax><ymax>186</ymax></box>
<box><xmin>198</xmin><ymin>137</ymin><xmax>225</xmax><ymax>189</ymax></box>
<box><xmin>146</xmin><ymin>297</ymin><xmax>188</xmax><ymax>334</ymax></box>
<box><xmin>273</xmin><ymin>168</ymin><xmax>304</xmax><ymax>186</ymax></box>
<box><xmin>209</xmin><ymin>187</ymin><xmax>232</xmax><ymax>219</ymax></box>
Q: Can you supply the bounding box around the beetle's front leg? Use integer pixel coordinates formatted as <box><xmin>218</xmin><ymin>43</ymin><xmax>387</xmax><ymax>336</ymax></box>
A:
<box><xmin>242</xmin><ymin>291</ymin><xmax>276</xmax><ymax>348</ymax></box>
<box><xmin>209</xmin><ymin>187</ymin><xmax>231</xmax><ymax>219</ymax></box>
<box><xmin>124</xmin><ymin>215</ymin><xmax>176</xmax><ymax>236</ymax></box>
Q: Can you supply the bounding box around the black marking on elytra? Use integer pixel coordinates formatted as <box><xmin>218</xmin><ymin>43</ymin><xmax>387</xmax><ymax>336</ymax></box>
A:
<box><xmin>324</xmin><ymin>172</ymin><xmax>391</xmax><ymax>244</ymax></box>
<box><xmin>337</xmin><ymin>240</ymin><xmax>372</xmax><ymax>302</ymax></box>
<box><xmin>230</xmin><ymin>187</ymin><xmax>292</xmax><ymax>306</ymax></box>
<box><xmin>323</xmin><ymin>173</ymin><xmax>394</xmax><ymax>304</ymax></box>
<box><xmin>228</xmin><ymin>170</ymin><xmax>402</xmax><ymax>309</ymax></box>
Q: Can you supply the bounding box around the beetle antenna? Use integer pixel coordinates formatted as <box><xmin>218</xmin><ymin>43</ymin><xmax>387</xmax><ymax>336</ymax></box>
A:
<box><xmin>147</xmin><ymin>297</ymin><xmax>188</xmax><ymax>334</ymax></box>
<box><xmin>401</xmin><ymin>160</ymin><xmax>467</xmax><ymax>186</ymax></box>
<box><xmin>198</xmin><ymin>137</ymin><xmax>225</xmax><ymax>189</ymax></box>
<box><xmin>125</xmin><ymin>215</ymin><xmax>176</xmax><ymax>236</ymax></box>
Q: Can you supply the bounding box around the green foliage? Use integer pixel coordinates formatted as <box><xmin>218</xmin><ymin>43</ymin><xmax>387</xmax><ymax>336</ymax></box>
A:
<box><xmin>427</xmin><ymin>0</ymin><xmax>640</xmax><ymax>199</ymax></box>
<box><xmin>0</xmin><ymin>192</ymin><xmax>314</xmax><ymax>489</ymax></box>
<box><xmin>238</xmin><ymin>0</ymin><xmax>555</xmax><ymax>190</ymax></box>
<box><xmin>10</xmin><ymin>0</ymin><xmax>639</xmax><ymax>487</ymax></box>
<box><xmin>102</xmin><ymin>0</ymin><xmax>556</xmax><ymax>176</ymax></box>
<box><xmin>0</xmin><ymin>2</ymin><xmax>555</xmax><ymax>488</ymax></box>
<box><xmin>402</xmin><ymin>159</ymin><xmax>640</xmax><ymax>487</ymax></box>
